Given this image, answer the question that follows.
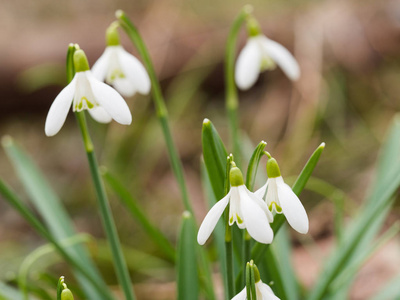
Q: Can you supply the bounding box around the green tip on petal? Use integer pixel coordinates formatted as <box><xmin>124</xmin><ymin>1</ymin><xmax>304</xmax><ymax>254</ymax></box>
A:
<box><xmin>106</xmin><ymin>23</ymin><xmax>120</xmax><ymax>46</ymax></box>
<box><xmin>61</xmin><ymin>289</ymin><xmax>74</xmax><ymax>300</ymax></box>
<box><xmin>246</xmin><ymin>17</ymin><xmax>261</xmax><ymax>37</ymax></box>
<box><xmin>266</xmin><ymin>158</ymin><xmax>281</xmax><ymax>178</ymax></box>
<box><xmin>73</xmin><ymin>50</ymin><xmax>90</xmax><ymax>72</ymax></box>
<box><xmin>230</xmin><ymin>166</ymin><xmax>244</xmax><ymax>186</ymax></box>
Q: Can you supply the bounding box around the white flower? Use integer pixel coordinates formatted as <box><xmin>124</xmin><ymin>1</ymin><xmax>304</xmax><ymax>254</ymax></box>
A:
<box><xmin>92</xmin><ymin>45</ymin><xmax>151</xmax><ymax>97</ymax></box>
<box><xmin>235</xmin><ymin>34</ymin><xmax>300</xmax><ymax>90</ymax></box>
<box><xmin>232</xmin><ymin>281</ymin><xmax>280</xmax><ymax>300</ymax></box>
<box><xmin>45</xmin><ymin>49</ymin><xmax>132</xmax><ymax>137</ymax></box>
<box><xmin>198</xmin><ymin>166</ymin><xmax>274</xmax><ymax>245</ymax></box>
<box><xmin>255</xmin><ymin>158</ymin><xmax>309</xmax><ymax>234</ymax></box>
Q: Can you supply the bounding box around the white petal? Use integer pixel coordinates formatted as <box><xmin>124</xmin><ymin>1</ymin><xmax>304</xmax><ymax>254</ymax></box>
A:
<box><xmin>113</xmin><ymin>78</ymin><xmax>137</xmax><ymax>97</ymax></box>
<box><xmin>256</xmin><ymin>282</ymin><xmax>280</xmax><ymax>300</ymax></box>
<box><xmin>254</xmin><ymin>182</ymin><xmax>268</xmax><ymax>199</ymax></box>
<box><xmin>92</xmin><ymin>47</ymin><xmax>113</xmax><ymax>82</ymax></box>
<box><xmin>232</xmin><ymin>287</ymin><xmax>247</xmax><ymax>300</ymax></box>
<box><xmin>86</xmin><ymin>72</ymin><xmax>132</xmax><ymax>125</ymax></box>
<box><xmin>260</xmin><ymin>36</ymin><xmax>300</xmax><ymax>81</ymax></box>
<box><xmin>45</xmin><ymin>78</ymin><xmax>76</xmax><ymax>136</ymax></box>
<box><xmin>87</xmin><ymin>107</ymin><xmax>113</xmax><ymax>123</ymax></box>
<box><xmin>235</xmin><ymin>38</ymin><xmax>262</xmax><ymax>90</ymax></box>
<box><xmin>249</xmin><ymin>191</ymin><xmax>274</xmax><ymax>223</ymax></box>
<box><xmin>197</xmin><ymin>192</ymin><xmax>230</xmax><ymax>245</ymax></box>
<box><xmin>239</xmin><ymin>186</ymin><xmax>274</xmax><ymax>244</ymax></box>
<box><xmin>118</xmin><ymin>47</ymin><xmax>151</xmax><ymax>95</ymax></box>
<box><xmin>277</xmin><ymin>181</ymin><xmax>309</xmax><ymax>234</ymax></box>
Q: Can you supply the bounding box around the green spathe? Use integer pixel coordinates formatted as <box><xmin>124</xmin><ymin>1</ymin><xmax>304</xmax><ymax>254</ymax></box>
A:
<box><xmin>73</xmin><ymin>50</ymin><xmax>90</xmax><ymax>73</ymax></box>
<box><xmin>266</xmin><ymin>158</ymin><xmax>281</xmax><ymax>178</ymax></box>
<box><xmin>106</xmin><ymin>23</ymin><xmax>120</xmax><ymax>46</ymax></box>
<box><xmin>61</xmin><ymin>289</ymin><xmax>74</xmax><ymax>300</ymax></box>
<box><xmin>230</xmin><ymin>166</ymin><xmax>244</xmax><ymax>186</ymax></box>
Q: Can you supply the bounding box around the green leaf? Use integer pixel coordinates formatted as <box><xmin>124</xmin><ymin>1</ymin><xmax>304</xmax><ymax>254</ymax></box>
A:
<box><xmin>202</xmin><ymin>118</ymin><xmax>228</xmax><ymax>200</ymax></box>
<box><xmin>200</xmin><ymin>162</ymin><xmax>228</xmax><ymax>297</ymax></box>
<box><xmin>2</xmin><ymin>137</ymin><xmax>111</xmax><ymax>300</ymax></box>
<box><xmin>0</xmin><ymin>281</ymin><xmax>34</xmax><ymax>300</ymax></box>
<box><xmin>307</xmin><ymin>117</ymin><xmax>400</xmax><ymax>300</ymax></box>
<box><xmin>368</xmin><ymin>273</ymin><xmax>400</xmax><ymax>300</ymax></box>
<box><xmin>0</xmin><ymin>179</ymin><xmax>109</xmax><ymax>298</ymax></box>
<box><xmin>102</xmin><ymin>168</ymin><xmax>175</xmax><ymax>262</ymax></box>
<box><xmin>271</xmin><ymin>225</ymin><xmax>299</xmax><ymax>300</ymax></box>
<box><xmin>177</xmin><ymin>212</ymin><xmax>199</xmax><ymax>300</ymax></box>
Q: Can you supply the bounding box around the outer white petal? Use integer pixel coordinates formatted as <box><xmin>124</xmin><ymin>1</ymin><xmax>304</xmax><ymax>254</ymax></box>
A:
<box><xmin>260</xmin><ymin>36</ymin><xmax>300</xmax><ymax>81</ymax></box>
<box><xmin>277</xmin><ymin>180</ymin><xmax>309</xmax><ymax>234</ymax></box>
<box><xmin>45</xmin><ymin>78</ymin><xmax>76</xmax><ymax>136</ymax></box>
<box><xmin>87</xmin><ymin>106</ymin><xmax>113</xmax><ymax>123</ymax></box>
<box><xmin>249</xmin><ymin>191</ymin><xmax>274</xmax><ymax>223</ymax></box>
<box><xmin>118</xmin><ymin>47</ymin><xmax>151</xmax><ymax>95</ymax></box>
<box><xmin>231</xmin><ymin>287</ymin><xmax>247</xmax><ymax>300</ymax></box>
<box><xmin>235</xmin><ymin>38</ymin><xmax>262</xmax><ymax>90</ymax></box>
<box><xmin>254</xmin><ymin>181</ymin><xmax>268</xmax><ymax>199</ymax></box>
<box><xmin>256</xmin><ymin>282</ymin><xmax>281</xmax><ymax>300</ymax></box>
<box><xmin>86</xmin><ymin>72</ymin><xmax>132</xmax><ymax>125</ymax></box>
<box><xmin>238</xmin><ymin>186</ymin><xmax>273</xmax><ymax>244</ymax></box>
<box><xmin>92</xmin><ymin>47</ymin><xmax>113</xmax><ymax>82</ymax></box>
<box><xmin>113</xmin><ymin>78</ymin><xmax>137</xmax><ymax>98</ymax></box>
<box><xmin>197</xmin><ymin>192</ymin><xmax>230</xmax><ymax>245</ymax></box>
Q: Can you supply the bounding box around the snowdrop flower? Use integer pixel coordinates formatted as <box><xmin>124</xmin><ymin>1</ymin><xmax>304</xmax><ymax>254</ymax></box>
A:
<box><xmin>45</xmin><ymin>49</ymin><xmax>132</xmax><ymax>137</ymax></box>
<box><xmin>198</xmin><ymin>164</ymin><xmax>274</xmax><ymax>245</ymax></box>
<box><xmin>255</xmin><ymin>158</ymin><xmax>309</xmax><ymax>234</ymax></box>
<box><xmin>235</xmin><ymin>18</ymin><xmax>300</xmax><ymax>90</ymax></box>
<box><xmin>92</xmin><ymin>23</ymin><xmax>151</xmax><ymax>97</ymax></box>
<box><xmin>233</xmin><ymin>262</ymin><xmax>280</xmax><ymax>300</ymax></box>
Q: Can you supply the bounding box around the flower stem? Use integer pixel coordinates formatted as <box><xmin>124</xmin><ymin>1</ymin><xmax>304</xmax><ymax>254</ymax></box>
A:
<box><xmin>116</xmin><ymin>10</ymin><xmax>193</xmax><ymax>215</ymax></box>
<box><xmin>224</xmin><ymin>155</ymin><xmax>234</xmax><ymax>299</ymax></box>
<box><xmin>224</xmin><ymin>6</ymin><xmax>252</xmax><ymax>167</ymax></box>
<box><xmin>76</xmin><ymin>112</ymin><xmax>136</xmax><ymax>300</ymax></box>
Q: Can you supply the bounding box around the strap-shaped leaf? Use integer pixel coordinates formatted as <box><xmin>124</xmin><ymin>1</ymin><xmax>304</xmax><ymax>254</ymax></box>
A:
<box><xmin>177</xmin><ymin>212</ymin><xmax>199</xmax><ymax>300</ymax></box>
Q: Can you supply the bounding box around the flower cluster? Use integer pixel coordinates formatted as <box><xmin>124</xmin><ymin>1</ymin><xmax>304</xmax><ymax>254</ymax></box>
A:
<box><xmin>45</xmin><ymin>24</ymin><xmax>150</xmax><ymax>137</ymax></box>
<box><xmin>198</xmin><ymin>157</ymin><xmax>308</xmax><ymax>246</ymax></box>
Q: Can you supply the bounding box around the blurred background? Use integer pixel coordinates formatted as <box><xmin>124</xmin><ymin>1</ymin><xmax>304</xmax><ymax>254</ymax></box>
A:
<box><xmin>1</xmin><ymin>0</ymin><xmax>400</xmax><ymax>299</ymax></box>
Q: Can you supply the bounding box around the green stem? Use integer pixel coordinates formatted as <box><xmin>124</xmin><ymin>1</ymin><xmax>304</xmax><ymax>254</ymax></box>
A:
<box><xmin>76</xmin><ymin>112</ymin><xmax>135</xmax><ymax>300</ymax></box>
<box><xmin>116</xmin><ymin>10</ymin><xmax>193</xmax><ymax>215</ymax></box>
<box><xmin>0</xmin><ymin>180</ymin><xmax>111</xmax><ymax>299</ymax></box>
<box><xmin>224</xmin><ymin>155</ymin><xmax>234</xmax><ymax>299</ymax></box>
<box><xmin>224</xmin><ymin>6</ymin><xmax>252</xmax><ymax>167</ymax></box>
<box><xmin>243</xmin><ymin>231</ymin><xmax>251</xmax><ymax>282</ymax></box>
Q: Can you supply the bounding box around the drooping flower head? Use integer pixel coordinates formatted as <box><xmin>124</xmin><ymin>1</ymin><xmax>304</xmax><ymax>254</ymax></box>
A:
<box><xmin>233</xmin><ymin>261</ymin><xmax>280</xmax><ymax>300</ymax></box>
<box><xmin>197</xmin><ymin>163</ymin><xmax>274</xmax><ymax>245</ymax></box>
<box><xmin>92</xmin><ymin>22</ymin><xmax>151</xmax><ymax>97</ymax></box>
<box><xmin>255</xmin><ymin>157</ymin><xmax>309</xmax><ymax>234</ymax></box>
<box><xmin>235</xmin><ymin>17</ymin><xmax>300</xmax><ymax>90</ymax></box>
<box><xmin>45</xmin><ymin>47</ymin><xmax>132</xmax><ymax>136</ymax></box>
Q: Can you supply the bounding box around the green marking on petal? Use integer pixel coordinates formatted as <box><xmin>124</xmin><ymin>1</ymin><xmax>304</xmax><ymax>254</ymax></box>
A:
<box><xmin>236</xmin><ymin>214</ymin><xmax>243</xmax><ymax>224</ymax></box>
<box><xmin>229</xmin><ymin>216</ymin><xmax>234</xmax><ymax>223</ymax></box>
<box><xmin>260</xmin><ymin>56</ymin><xmax>276</xmax><ymax>71</ymax></box>
<box><xmin>269</xmin><ymin>202</ymin><xmax>282</xmax><ymax>213</ymax></box>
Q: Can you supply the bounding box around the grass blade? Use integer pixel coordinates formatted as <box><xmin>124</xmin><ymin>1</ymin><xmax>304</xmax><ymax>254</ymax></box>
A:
<box><xmin>102</xmin><ymin>168</ymin><xmax>175</xmax><ymax>262</ymax></box>
<box><xmin>177</xmin><ymin>212</ymin><xmax>199</xmax><ymax>300</ymax></box>
<box><xmin>2</xmin><ymin>137</ymin><xmax>111</xmax><ymax>300</ymax></box>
